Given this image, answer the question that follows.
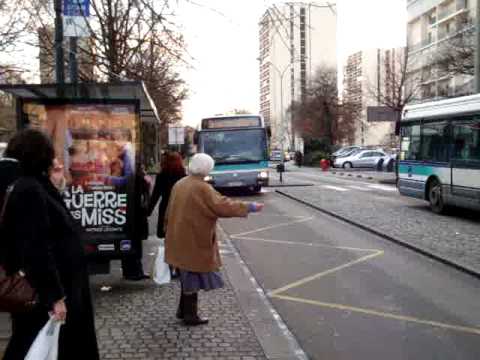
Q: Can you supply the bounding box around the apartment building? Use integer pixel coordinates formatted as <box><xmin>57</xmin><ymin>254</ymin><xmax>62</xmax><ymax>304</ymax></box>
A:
<box><xmin>258</xmin><ymin>2</ymin><xmax>337</xmax><ymax>151</ymax></box>
<box><xmin>407</xmin><ymin>0</ymin><xmax>476</xmax><ymax>100</ymax></box>
<box><xmin>343</xmin><ymin>48</ymin><xmax>404</xmax><ymax>147</ymax></box>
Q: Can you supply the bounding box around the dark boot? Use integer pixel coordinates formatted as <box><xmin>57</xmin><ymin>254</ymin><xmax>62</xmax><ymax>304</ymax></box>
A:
<box><xmin>176</xmin><ymin>292</ymin><xmax>184</xmax><ymax>319</ymax></box>
<box><xmin>183</xmin><ymin>293</ymin><xmax>209</xmax><ymax>326</ymax></box>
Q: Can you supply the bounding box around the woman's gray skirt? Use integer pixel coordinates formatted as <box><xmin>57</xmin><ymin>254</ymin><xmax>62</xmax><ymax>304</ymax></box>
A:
<box><xmin>179</xmin><ymin>270</ymin><xmax>224</xmax><ymax>293</ymax></box>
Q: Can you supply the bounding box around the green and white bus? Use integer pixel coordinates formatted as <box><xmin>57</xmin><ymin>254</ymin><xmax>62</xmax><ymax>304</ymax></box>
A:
<box><xmin>398</xmin><ymin>94</ymin><xmax>480</xmax><ymax>213</ymax></box>
<box><xmin>197</xmin><ymin>114</ymin><xmax>269</xmax><ymax>192</ymax></box>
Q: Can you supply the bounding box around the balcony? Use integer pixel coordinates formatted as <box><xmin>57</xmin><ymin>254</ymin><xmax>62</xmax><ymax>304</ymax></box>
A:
<box><xmin>409</xmin><ymin>37</ymin><xmax>434</xmax><ymax>53</ymax></box>
<box><xmin>436</xmin><ymin>1</ymin><xmax>468</xmax><ymax>24</ymax></box>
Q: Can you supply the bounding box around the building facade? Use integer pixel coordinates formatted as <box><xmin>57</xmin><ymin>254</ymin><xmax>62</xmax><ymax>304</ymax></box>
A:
<box><xmin>407</xmin><ymin>0</ymin><xmax>476</xmax><ymax>101</ymax></box>
<box><xmin>258</xmin><ymin>2</ymin><xmax>337</xmax><ymax>151</ymax></box>
<box><xmin>343</xmin><ymin>48</ymin><xmax>404</xmax><ymax>147</ymax></box>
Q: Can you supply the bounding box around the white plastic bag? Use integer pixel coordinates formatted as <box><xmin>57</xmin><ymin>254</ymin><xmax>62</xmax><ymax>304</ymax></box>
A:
<box><xmin>25</xmin><ymin>317</ymin><xmax>62</xmax><ymax>360</ymax></box>
<box><xmin>152</xmin><ymin>243</ymin><xmax>171</xmax><ymax>285</ymax></box>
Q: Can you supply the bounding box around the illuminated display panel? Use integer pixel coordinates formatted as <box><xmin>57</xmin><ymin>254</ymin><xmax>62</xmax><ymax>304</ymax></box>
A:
<box><xmin>202</xmin><ymin>117</ymin><xmax>261</xmax><ymax>129</ymax></box>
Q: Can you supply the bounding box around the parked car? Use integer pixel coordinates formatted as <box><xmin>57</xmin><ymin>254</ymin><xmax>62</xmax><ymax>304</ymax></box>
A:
<box><xmin>334</xmin><ymin>149</ymin><xmax>386</xmax><ymax>169</ymax></box>
<box><xmin>332</xmin><ymin>146</ymin><xmax>362</xmax><ymax>157</ymax></box>
<box><xmin>330</xmin><ymin>147</ymin><xmax>363</xmax><ymax>167</ymax></box>
<box><xmin>270</xmin><ymin>150</ymin><xmax>283</xmax><ymax>162</ymax></box>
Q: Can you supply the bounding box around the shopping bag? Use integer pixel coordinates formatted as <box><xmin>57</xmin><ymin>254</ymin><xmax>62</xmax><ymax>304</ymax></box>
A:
<box><xmin>25</xmin><ymin>317</ymin><xmax>62</xmax><ymax>360</ymax></box>
<box><xmin>152</xmin><ymin>243</ymin><xmax>170</xmax><ymax>285</ymax></box>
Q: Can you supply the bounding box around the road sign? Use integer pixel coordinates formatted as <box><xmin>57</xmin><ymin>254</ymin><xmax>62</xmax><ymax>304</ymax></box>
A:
<box><xmin>63</xmin><ymin>0</ymin><xmax>90</xmax><ymax>37</ymax></box>
<box><xmin>168</xmin><ymin>126</ymin><xmax>185</xmax><ymax>145</ymax></box>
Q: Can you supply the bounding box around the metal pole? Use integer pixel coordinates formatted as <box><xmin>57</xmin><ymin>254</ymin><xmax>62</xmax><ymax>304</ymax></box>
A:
<box><xmin>476</xmin><ymin>0</ymin><xmax>480</xmax><ymax>92</ymax></box>
<box><xmin>69</xmin><ymin>37</ymin><xmax>78</xmax><ymax>84</ymax></box>
<box><xmin>54</xmin><ymin>0</ymin><xmax>65</xmax><ymax>84</ymax></box>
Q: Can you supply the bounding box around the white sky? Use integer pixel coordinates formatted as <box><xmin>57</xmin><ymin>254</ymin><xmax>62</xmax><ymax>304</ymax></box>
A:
<box><xmin>178</xmin><ymin>0</ymin><xmax>407</xmax><ymax>127</ymax></box>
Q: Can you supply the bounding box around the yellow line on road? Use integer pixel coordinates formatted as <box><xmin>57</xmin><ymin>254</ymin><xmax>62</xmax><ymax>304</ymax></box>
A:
<box><xmin>271</xmin><ymin>294</ymin><xmax>480</xmax><ymax>336</ymax></box>
<box><xmin>232</xmin><ymin>236</ymin><xmax>380</xmax><ymax>253</ymax></box>
<box><xmin>269</xmin><ymin>251</ymin><xmax>384</xmax><ymax>296</ymax></box>
<box><xmin>231</xmin><ymin>216</ymin><xmax>314</xmax><ymax>237</ymax></box>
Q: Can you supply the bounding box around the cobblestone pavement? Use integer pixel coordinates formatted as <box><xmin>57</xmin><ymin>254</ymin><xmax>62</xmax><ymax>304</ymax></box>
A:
<box><xmin>277</xmin><ymin>184</ymin><xmax>480</xmax><ymax>274</ymax></box>
<box><xmin>0</xmin><ymin>237</ymin><xmax>269</xmax><ymax>360</ymax></box>
<box><xmin>91</xmin><ymin>236</ymin><xmax>267</xmax><ymax>360</ymax></box>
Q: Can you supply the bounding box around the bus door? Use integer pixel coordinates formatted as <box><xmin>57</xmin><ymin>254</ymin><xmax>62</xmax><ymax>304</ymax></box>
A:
<box><xmin>450</xmin><ymin>120</ymin><xmax>480</xmax><ymax>203</ymax></box>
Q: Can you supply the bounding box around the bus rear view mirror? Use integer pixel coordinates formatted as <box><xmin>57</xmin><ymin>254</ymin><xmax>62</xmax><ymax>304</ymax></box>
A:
<box><xmin>193</xmin><ymin>131</ymin><xmax>199</xmax><ymax>145</ymax></box>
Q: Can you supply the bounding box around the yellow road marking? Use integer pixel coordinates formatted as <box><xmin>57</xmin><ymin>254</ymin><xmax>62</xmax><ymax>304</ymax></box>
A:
<box><xmin>231</xmin><ymin>216</ymin><xmax>314</xmax><ymax>237</ymax></box>
<box><xmin>269</xmin><ymin>251</ymin><xmax>384</xmax><ymax>296</ymax></box>
<box><xmin>230</xmin><ymin>205</ymin><xmax>480</xmax><ymax>336</ymax></box>
<box><xmin>232</xmin><ymin>235</ymin><xmax>379</xmax><ymax>253</ymax></box>
<box><xmin>271</xmin><ymin>295</ymin><xmax>480</xmax><ymax>336</ymax></box>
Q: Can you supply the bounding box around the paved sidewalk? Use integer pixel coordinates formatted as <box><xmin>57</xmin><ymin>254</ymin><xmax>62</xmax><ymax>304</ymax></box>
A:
<box><xmin>2</xmin><ymin>233</ymin><xmax>302</xmax><ymax>359</ymax></box>
<box><xmin>277</xmin><ymin>187</ymin><xmax>480</xmax><ymax>276</ymax></box>
<box><xmin>92</xmin><ymin>259</ymin><xmax>268</xmax><ymax>359</ymax></box>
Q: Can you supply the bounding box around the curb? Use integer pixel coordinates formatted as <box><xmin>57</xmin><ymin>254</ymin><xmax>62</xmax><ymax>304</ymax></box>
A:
<box><xmin>330</xmin><ymin>171</ymin><xmax>396</xmax><ymax>184</ymax></box>
<box><xmin>275</xmin><ymin>190</ymin><xmax>480</xmax><ymax>281</ymax></box>
<box><xmin>218</xmin><ymin>226</ymin><xmax>309</xmax><ymax>360</ymax></box>
<box><xmin>266</xmin><ymin>183</ymin><xmax>315</xmax><ymax>188</ymax></box>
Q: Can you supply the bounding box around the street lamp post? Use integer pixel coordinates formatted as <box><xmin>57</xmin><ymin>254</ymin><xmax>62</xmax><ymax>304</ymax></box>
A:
<box><xmin>269</xmin><ymin>62</ymin><xmax>291</xmax><ymax>151</ymax></box>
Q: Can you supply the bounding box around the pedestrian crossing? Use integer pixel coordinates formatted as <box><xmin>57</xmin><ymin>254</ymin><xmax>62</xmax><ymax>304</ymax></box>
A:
<box><xmin>319</xmin><ymin>184</ymin><xmax>397</xmax><ymax>193</ymax></box>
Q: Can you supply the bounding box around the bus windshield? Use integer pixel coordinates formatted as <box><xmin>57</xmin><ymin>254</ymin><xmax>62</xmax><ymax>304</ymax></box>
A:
<box><xmin>200</xmin><ymin>129</ymin><xmax>267</xmax><ymax>164</ymax></box>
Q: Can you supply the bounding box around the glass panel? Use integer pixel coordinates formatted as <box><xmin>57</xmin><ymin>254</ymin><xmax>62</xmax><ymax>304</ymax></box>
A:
<box><xmin>421</xmin><ymin>122</ymin><xmax>450</xmax><ymax>162</ymax></box>
<box><xmin>403</xmin><ymin>124</ymin><xmax>421</xmax><ymax>161</ymax></box>
<box><xmin>452</xmin><ymin>120</ymin><xmax>480</xmax><ymax>161</ymax></box>
<box><xmin>200</xmin><ymin>129</ymin><xmax>267</xmax><ymax>164</ymax></box>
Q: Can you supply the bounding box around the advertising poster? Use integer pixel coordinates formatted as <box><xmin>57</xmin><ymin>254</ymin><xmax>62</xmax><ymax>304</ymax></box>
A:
<box><xmin>23</xmin><ymin>102</ymin><xmax>139</xmax><ymax>254</ymax></box>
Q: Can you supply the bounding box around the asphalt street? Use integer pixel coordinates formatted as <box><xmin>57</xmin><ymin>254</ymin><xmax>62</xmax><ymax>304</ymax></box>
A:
<box><xmin>220</xmin><ymin>169</ymin><xmax>480</xmax><ymax>360</ymax></box>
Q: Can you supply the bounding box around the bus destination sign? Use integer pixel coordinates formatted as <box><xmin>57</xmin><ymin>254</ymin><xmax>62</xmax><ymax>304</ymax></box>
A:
<box><xmin>203</xmin><ymin>117</ymin><xmax>260</xmax><ymax>129</ymax></box>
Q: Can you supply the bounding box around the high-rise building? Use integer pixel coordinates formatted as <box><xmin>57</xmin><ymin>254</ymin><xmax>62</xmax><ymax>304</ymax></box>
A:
<box><xmin>407</xmin><ymin>0</ymin><xmax>475</xmax><ymax>101</ymax></box>
<box><xmin>258</xmin><ymin>2</ymin><xmax>337</xmax><ymax>151</ymax></box>
<box><xmin>343</xmin><ymin>48</ymin><xmax>404</xmax><ymax>147</ymax></box>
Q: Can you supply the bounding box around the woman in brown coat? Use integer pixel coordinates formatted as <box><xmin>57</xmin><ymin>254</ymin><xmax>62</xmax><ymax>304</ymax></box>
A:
<box><xmin>165</xmin><ymin>153</ymin><xmax>264</xmax><ymax>326</ymax></box>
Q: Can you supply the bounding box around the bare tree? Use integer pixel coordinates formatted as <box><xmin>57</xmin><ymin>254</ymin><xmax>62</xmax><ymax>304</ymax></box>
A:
<box><xmin>0</xmin><ymin>0</ymin><xmax>32</xmax><ymax>77</ymax></box>
<box><xmin>0</xmin><ymin>1</ymin><xmax>30</xmax><ymax>52</ymax></box>
<box><xmin>289</xmin><ymin>66</ymin><xmax>357</xmax><ymax>150</ymax></box>
<box><xmin>367</xmin><ymin>48</ymin><xmax>422</xmax><ymax>116</ymax></box>
<box><xmin>26</xmin><ymin>0</ymin><xmax>186</xmax><ymax>82</ymax></box>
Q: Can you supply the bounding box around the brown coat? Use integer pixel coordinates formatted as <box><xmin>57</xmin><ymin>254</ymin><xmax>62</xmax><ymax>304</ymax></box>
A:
<box><xmin>164</xmin><ymin>175</ymin><xmax>249</xmax><ymax>272</ymax></box>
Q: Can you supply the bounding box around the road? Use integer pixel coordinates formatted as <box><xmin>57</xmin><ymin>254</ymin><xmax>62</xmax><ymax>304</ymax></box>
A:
<box><xmin>220</xmin><ymin>166</ymin><xmax>480</xmax><ymax>359</ymax></box>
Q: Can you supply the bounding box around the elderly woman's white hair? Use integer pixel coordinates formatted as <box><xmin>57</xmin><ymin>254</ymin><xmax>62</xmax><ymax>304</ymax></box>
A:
<box><xmin>189</xmin><ymin>153</ymin><xmax>215</xmax><ymax>176</ymax></box>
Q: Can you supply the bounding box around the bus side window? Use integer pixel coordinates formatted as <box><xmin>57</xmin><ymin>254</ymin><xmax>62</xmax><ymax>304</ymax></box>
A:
<box><xmin>453</xmin><ymin>120</ymin><xmax>480</xmax><ymax>161</ymax></box>
<box><xmin>403</xmin><ymin>124</ymin><xmax>421</xmax><ymax>161</ymax></box>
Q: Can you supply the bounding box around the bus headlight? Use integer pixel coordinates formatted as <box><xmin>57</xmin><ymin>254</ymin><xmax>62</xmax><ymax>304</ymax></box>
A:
<box><xmin>258</xmin><ymin>171</ymin><xmax>268</xmax><ymax>179</ymax></box>
<box><xmin>204</xmin><ymin>175</ymin><xmax>213</xmax><ymax>182</ymax></box>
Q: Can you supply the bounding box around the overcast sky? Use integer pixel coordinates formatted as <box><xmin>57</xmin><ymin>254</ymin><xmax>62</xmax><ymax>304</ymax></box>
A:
<box><xmin>178</xmin><ymin>0</ymin><xmax>407</xmax><ymax>127</ymax></box>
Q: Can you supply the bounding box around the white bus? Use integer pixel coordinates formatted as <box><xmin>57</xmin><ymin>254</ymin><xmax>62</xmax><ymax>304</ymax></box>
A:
<box><xmin>398</xmin><ymin>94</ymin><xmax>480</xmax><ymax>213</ymax></box>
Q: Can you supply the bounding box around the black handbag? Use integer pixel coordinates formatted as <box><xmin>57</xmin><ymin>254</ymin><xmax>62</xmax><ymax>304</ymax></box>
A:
<box><xmin>0</xmin><ymin>185</ymin><xmax>37</xmax><ymax>313</ymax></box>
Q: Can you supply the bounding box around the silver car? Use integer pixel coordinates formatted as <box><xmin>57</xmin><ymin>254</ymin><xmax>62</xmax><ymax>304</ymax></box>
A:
<box><xmin>334</xmin><ymin>149</ymin><xmax>386</xmax><ymax>169</ymax></box>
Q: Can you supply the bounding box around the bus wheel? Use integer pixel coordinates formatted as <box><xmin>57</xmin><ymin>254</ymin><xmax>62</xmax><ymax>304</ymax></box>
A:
<box><xmin>428</xmin><ymin>179</ymin><xmax>445</xmax><ymax>214</ymax></box>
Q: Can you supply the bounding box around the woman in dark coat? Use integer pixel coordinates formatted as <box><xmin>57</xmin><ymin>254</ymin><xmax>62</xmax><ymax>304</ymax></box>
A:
<box><xmin>1</xmin><ymin>129</ymin><xmax>99</xmax><ymax>360</ymax></box>
<box><xmin>147</xmin><ymin>151</ymin><xmax>186</xmax><ymax>238</ymax></box>
<box><xmin>121</xmin><ymin>164</ymin><xmax>151</xmax><ymax>280</ymax></box>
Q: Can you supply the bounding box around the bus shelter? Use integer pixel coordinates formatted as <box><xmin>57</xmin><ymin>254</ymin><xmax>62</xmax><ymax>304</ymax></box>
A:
<box><xmin>0</xmin><ymin>81</ymin><xmax>161</xmax><ymax>271</ymax></box>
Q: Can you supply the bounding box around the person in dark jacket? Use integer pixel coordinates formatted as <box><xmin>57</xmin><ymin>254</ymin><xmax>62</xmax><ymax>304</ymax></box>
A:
<box><xmin>1</xmin><ymin>129</ymin><xmax>99</xmax><ymax>360</ymax></box>
<box><xmin>121</xmin><ymin>164</ymin><xmax>151</xmax><ymax>280</ymax></box>
<box><xmin>147</xmin><ymin>151</ymin><xmax>186</xmax><ymax>238</ymax></box>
